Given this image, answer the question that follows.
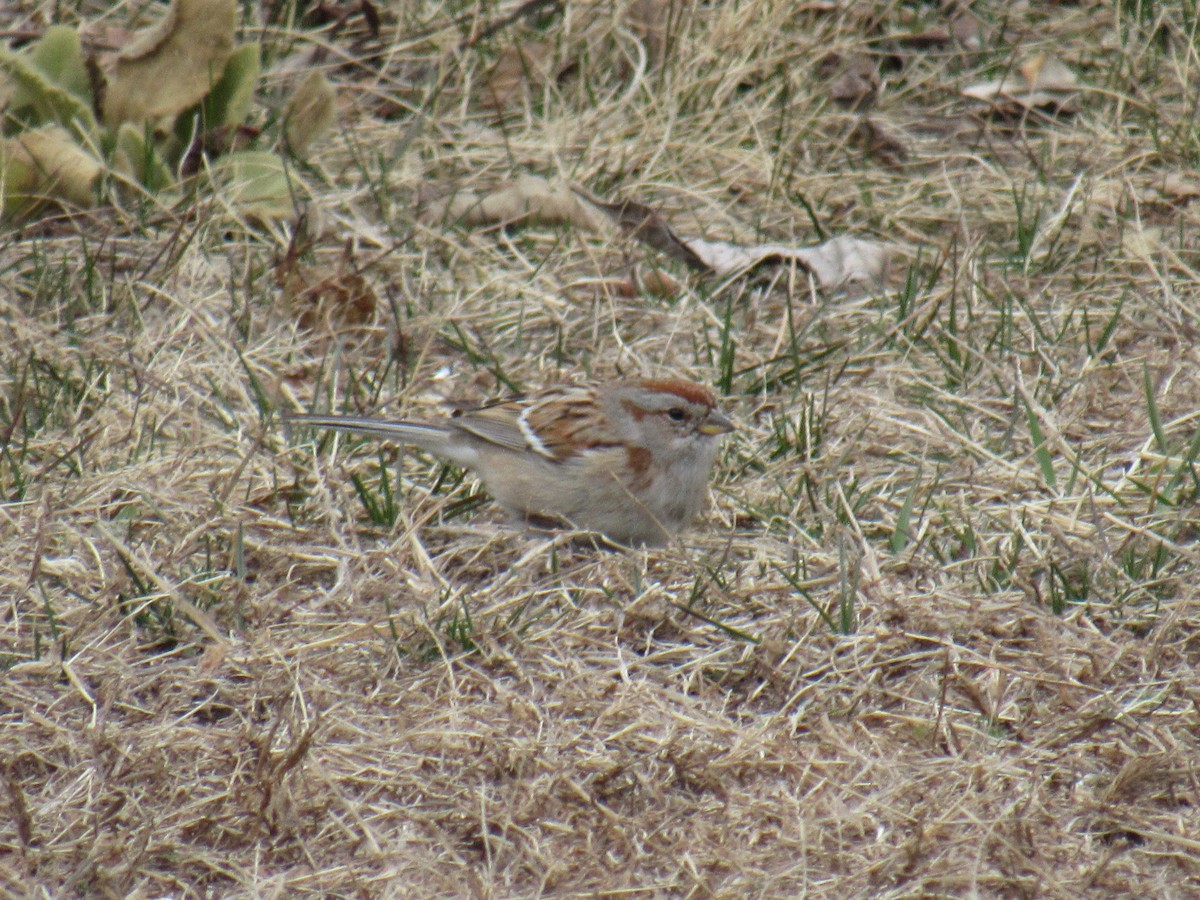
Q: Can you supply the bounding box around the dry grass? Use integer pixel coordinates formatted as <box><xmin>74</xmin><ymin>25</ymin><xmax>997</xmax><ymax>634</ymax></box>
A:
<box><xmin>4</xmin><ymin>0</ymin><xmax>1200</xmax><ymax>896</ymax></box>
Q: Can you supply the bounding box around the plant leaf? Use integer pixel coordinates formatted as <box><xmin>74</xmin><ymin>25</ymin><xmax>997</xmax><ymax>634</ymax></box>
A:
<box><xmin>216</xmin><ymin>149</ymin><xmax>297</xmax><ymax>222</ymax></box>
<box><xmin>962</xmin><ymin>53</ymin><xmax>1083</xmax><ymax>115</ymax></box>
<box><xmin>201</xmin><ymin>42</ymin><xmax>261</xmax><ymax>130</ymax></box>
<box><xmin>112</xmin><ymin>121</ymin><xmax>173</xmax><ymax>192</ymax></box>
<box><xmin>29</xmin><ymin>25</ymin><xmax>92</xmax><ymax>101</ymax></box>
<box><xmin>0</xmin><ymin>40</ymin><xmax>97</xmax><ymax>136</ymax></box>
<box><xmin>1</xmin><ymin>124</ymin><xmax>102</xmax><ymax>219</ymax></box>
<box><xmin>283</xmin><ymin>70</ymin><xmax>336</xmax><ymax>158</ymax></box>
<box><xmin>101</xmin><ymin>0</ymin><xmax>237</xmax><ymax>125</ymax></box>
<box><xmin>681</xmin><ymin>234</ymin><xmax>892</xmax><ymax>289</ymax></box>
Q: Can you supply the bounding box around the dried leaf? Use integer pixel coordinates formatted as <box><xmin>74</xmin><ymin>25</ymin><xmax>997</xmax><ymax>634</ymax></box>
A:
<box><xmin>1021</xmin><ymin>54</ymin><xmax>1078</xmax><ymax>92</ymax></box>
<box><xmin>1156</xmin><ymin>172</ymin><xmax>1200</xmax><ymax>203</ymax></box>
<box><xmin>889</xmin><ymin>25</ymin><xmax>951</xmax><ymax>48</ymax></box>
<box><xmin>589</xmin><ymin>196</ymin><xmax>891</xmax><ymax>290</ymax></box>
<box><xmin>849</xmin><ymin>116</ymin><xmax>909</xmax><ymax>167</ymax></box>
<box><xmin>1122</xmin><ymin>224</ymin><xmax>1162</xmax><ymax>259</ymax></box>
<box><xmin>422</xmin><ymin>174</ymin><xmax>614</xmax><ymax>232</ymax></box>
<box><xmin>682</xmin><ymin>234</ymin><xmax>892</xmax><ymax>289</ymax></box>
<box><xmin>284</xmin><ymin>70</ymin><xmax>337</xmax><ymax>157</ymax></box>
<box><xmin>426</xmin><ymin>173</ymin><xmax>892</xmax><ymax>292</ymax></box>
<box><xmin>584</xmin><ymin>196</ymin><xmax>708</xmax><ymax>269</ymax></box>
<box><xmin>101</xmin><ymin>0</ymin><xmax>237</xmax><ymax>125</ymax></box>
<box><xmin>821</xmin><ymin>53</ymin><xmax>879</xmax><ymax>109</ymax></box>
<box><xmin>570</xmin><ymin>266</ymin><xmax>682</xmax><ymax>301</ymax></box>
<box><xmin>890</xmin><ymin>9</ymin><xmax>985</xmax><ymax>50</ymax></box>
<box><xmin>962</xmin><ymin>52</ymin><xmax>1082</xmax><ymax>115</ymax></box>
<box><xmin>484</xmin><ymin>39</ymin><xmax>555</xmax><ymax>110</ymax></box>
<box><xmin>635</xmin><ymin>267</ymin><xmax>682</xmax><ymax>299</ymax></box>
<box><xmin>950</xmin><ymin>11</ymin><xmax>985</xmax><ymax>49</ymax></box>
<box><xmin>277</xmin><ymin>240</ymin><xmax>378</xmax><ymax>332</ymax></box>
<box><xmin>197</xmin><ymin>641</ymin><xmax>228</xmax><ymax>675</ymax></box>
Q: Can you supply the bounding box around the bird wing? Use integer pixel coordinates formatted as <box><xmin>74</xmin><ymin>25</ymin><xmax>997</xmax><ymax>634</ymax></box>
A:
<box><xmin>450</xmin><ymin>403</ymin><xmax>545</xmax><ymax>455</ymax></box>
<box><xmin>451</xmin><ymin>384</ymin><xmax>605</xmax><ymax>461</ymax></box>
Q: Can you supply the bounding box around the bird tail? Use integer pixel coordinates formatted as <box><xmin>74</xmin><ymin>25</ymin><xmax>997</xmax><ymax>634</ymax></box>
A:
<box><xmin>285</xmin><ymin>413</ymin><xmax>451</xmax><ymax>454</ymax></box>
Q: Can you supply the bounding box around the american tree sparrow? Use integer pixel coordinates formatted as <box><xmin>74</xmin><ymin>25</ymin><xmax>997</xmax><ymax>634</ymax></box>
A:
<box><xmin>288</xmin><ymin>379</ymin><xmax>734</xmax><ymax>545</ymax></box>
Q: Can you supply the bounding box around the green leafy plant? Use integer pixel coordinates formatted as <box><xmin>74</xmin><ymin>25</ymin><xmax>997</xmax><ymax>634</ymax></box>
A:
<box><xmin>0</xmin><ymin>0</ymin><xmax>334</xmax><ymax>223</ymax></box>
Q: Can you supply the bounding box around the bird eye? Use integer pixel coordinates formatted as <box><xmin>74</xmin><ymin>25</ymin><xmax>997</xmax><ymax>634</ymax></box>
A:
<box><xmin>666</xmin><ymin>407</ymin><xmax>687</xmax><ymax>422</ymax></box>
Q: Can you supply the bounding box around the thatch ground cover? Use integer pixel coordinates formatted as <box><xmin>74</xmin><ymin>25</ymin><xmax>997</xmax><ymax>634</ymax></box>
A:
<box><xmin>4</xmin><ymin>0</ymin><xmax>1200</xmax><ymax>896</ymax></box>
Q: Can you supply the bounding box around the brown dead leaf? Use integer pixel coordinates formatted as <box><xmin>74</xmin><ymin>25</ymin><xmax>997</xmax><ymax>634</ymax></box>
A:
<box><xmin>571</xmin><ymin>266</ymin><xmax>682</xmax><ymax>301</ymax></box>
<box><xmin>821</xmin><ymin>53</ymin><xmax>879</xmax><ymax>109</ymax></box>
<box><xmin>1017</xmin><ymin>53</ymin><xmax>1079</xmax><ymax>92</ymax></box>
<box><xmin>588</xmin><ymin>195</ymin><xmax>892</xmax><ymax>290</ymax></box>
<box><xmin>682</xmin><ymin>234</ymin><xmax>892</xmax><ymax>290</ymax></box>
<box><xmin>890</xmin><ymin>9</ymin><xmax>985</xmax><ymax>50</ymax></box>
<box><xmin>636</xmin><ymin>267</ymin><xmax>682</xmax><ymax>300</ymax></box>
<box><xmin>484</xmin><ymin>39</ymin><xmax>555</xmax><ymax>110</ymax></box>
<box><xmin>584</xmin><ymin>196</ymin><xmax>708</xmax><ymax>269</ymax></box>
<box><xmin>425</xmin><ymin>174</ymin><xmax>892</xmax><ymax>292</ymax></box>
<box><xmin>849</xmin><ymin>116</ymin><xmax>909</xmax><ymax>167</ymax></box>
<box><xmin>950</xmin><ymin>10</ymin><xmax>985</xmax><ymax>48</ymax></box>
<box><xmin>962</xmin><ymin>52</ymin><xmax>1082</xmax><ymax>116</ymax></box>
<box><xmin>569</xmin><ymin>277</ymin><xmax>638</xmax><ymax>300</ymax></box>
<box><xmin>100</xmin><ymin>0</ymin><xmax>238</xmax><ymax>125</ymax></box>
<box><xmin>1121</xmin><ymin>223</ymin><xmax>1163</xmax><ymax>259</ymax></box>
<box><xmin>422</xmin><ymin>174</ymin><xmax>615</xmax><ymax>232</ymax></box>
<box><xmin>1156</xmin><ymin>172</ymin><xmax>1200</xmax><ymax>203</ymax></box>
<box><xmin>277</xmin><ymin>239</ymin><xmax>379</xmax><ymax>333</ymax></box>
<box><xmin>890</xmin><ymin>25</ymin><xmax>952</xmax><ymax>48</ymax></box>
<box><xmin>197</xmin><ymin>641</ymin><xmax>228</xmax><ymax>675</ymax></box>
